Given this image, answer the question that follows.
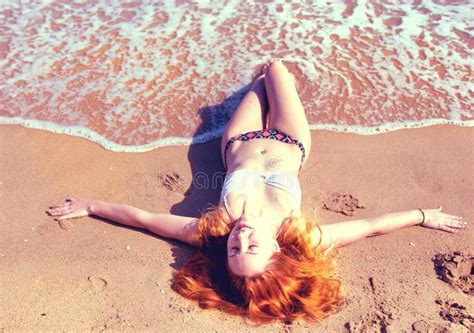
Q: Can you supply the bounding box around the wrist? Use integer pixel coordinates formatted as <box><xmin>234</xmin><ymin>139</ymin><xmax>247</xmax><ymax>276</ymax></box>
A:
<box><xmin>417</xmin><ymin>208</ymin><xmax>425</xmax><ymax>225</ymax></box>
<box><xmin>87</xmin><ymin>200</ymin><xmax>97</xmax><ymax>215</ymax></box>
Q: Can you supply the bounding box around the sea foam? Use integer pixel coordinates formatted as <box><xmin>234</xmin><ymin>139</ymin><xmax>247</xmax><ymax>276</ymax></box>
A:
<box><xmin>0</xmin><ymin>1</ymin><xmax>472</xmax><ymax>151</ymax></box>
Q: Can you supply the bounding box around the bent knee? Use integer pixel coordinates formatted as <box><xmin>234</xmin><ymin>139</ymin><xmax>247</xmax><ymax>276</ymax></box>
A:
<box><xmin>267</xmin><ymin>60</ymin><xmax>289</xmax><ymax>74</ymax></box>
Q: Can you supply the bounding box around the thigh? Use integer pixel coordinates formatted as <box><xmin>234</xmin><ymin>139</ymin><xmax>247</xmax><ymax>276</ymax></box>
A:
<box><xmin>264</xmin><ymin>61</ymin><xmax>311</xmax><ymax>162</ymax></box>
<box><xmin>220</xmin><ymin>76</ymin><xmax>268</xmax><ymax>164</ymax></box>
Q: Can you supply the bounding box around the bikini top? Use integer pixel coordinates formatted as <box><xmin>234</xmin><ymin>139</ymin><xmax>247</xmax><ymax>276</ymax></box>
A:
<box><xmin>220</xmin><ymin>169</ymin><xmax>302</xmax><ymax>217</ymax></box>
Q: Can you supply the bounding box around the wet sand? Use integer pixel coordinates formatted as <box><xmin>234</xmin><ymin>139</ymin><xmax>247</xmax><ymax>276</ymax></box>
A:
<box><xmin>0</xmin><ymin>124</ymin><xmax>472</xmax><ymax>332</ymax></box>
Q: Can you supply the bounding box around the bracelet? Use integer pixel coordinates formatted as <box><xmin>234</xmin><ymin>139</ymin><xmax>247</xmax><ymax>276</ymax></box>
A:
<box><xmin>418</xmin><ymin>208</ymin><xmax>425</xmax><ymax>225</ymax></box>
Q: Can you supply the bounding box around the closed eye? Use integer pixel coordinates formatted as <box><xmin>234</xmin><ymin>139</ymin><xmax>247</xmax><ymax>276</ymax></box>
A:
<box><xmin>232</xmin><ymin>245</ymin><xmax>258</xmax><ymax>251</ymax></box>
<box><xmin>248</xmin><ymin>245</ymin><xmax>259</xmax><ymax>254</ymax></box>
<box><xmin>229</xmin><ymin>245</ymin><xmax>259</xmax><ymax>257</ymax></box>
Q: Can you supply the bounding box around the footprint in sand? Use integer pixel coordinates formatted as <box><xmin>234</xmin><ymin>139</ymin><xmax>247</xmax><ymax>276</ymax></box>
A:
<box><xmin>157</xmin><ymin>171</ymin><xmax>185</xmax><ymax>193</ymax></box>
<box><xmin>411</xmin><ymin>320</ymin><xmax>449</xmax><ymax>333</ymax></box>
<box><xmin>88</xmin><ymin>276</ymin><xmax>108</xmax><ymax>291</ymax></box>
<box><xmin>322</xmin><ymin>192</ymin><xmax>365</xmax><ymax>216</ymax></box>
<box><xmin>433</xmin><ymin>251</ymin><xmax>474</xmax><ymax>296</ymax></box>
<box><xmin>36</xmin><ymin>223</ymin><xmax>50</xmax><ymax>235</ymax></box>
<box><xmin>435</xmin><ymin>298</ymin><xmax>474</xmax><ymax>329</ymax></box>
<box><xmin>345</xmin><ymin>276</ymin><xmax>395</xmax><ymax>332</ymax></box>
<box><xmin>345</xmin><ymin>309</ymin><xmax>392</xmax><ymax>333</ymax></box>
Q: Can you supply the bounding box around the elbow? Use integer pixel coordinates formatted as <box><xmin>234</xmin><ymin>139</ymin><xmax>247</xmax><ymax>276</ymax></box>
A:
<box><xmin>133</xmin><ymin>211</ymin><xmax>151</xmax><ymax>229</ymax></box>
<box><xmin>369</xmin><ymin>219</ymin><xmax>388</xmax><ymax>237</ymax></box>
<box><xmin>371</xmin><ymin>230</ymin><xmax>383</xmax><ymax>237</ymax></box>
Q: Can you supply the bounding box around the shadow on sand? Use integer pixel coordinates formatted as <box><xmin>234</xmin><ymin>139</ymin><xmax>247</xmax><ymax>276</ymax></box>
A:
<box><xmin>78</xmin><ymin>84</ymin><xmax>251</xmax><ymax>271</ymax></box>
<box><xmin>165</xmin><ymin>84</ymin><xmax>250</xmax><ymax>269</ymax></box>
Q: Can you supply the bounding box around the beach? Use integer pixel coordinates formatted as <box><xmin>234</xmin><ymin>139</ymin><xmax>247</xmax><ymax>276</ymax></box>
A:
<box><xmin>1</xmin><ymin>1</ymin><xmax>473</xmax><ymax>330</ymax></box>
<box><xmin>1</xmin><ymin>124</ymin><xmax>472</xmax><ymax>332</ymax></box>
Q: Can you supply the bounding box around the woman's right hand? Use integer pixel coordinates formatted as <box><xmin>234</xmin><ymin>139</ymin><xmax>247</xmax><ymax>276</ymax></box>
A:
<box><xmin>46</xmin><ymin>197</ymin><xmax>92</xmax><ymax>221</ymax></box>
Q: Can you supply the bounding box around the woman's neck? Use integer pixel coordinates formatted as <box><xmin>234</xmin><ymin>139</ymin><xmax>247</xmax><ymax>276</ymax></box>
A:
<box><xmin>223</xmin><ymin>193</ymin><xmax>288</xmax><ymax>236</ymax></box>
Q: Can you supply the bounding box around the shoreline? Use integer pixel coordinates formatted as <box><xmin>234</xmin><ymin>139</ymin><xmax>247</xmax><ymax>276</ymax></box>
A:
<box><xmin>1</xmin><ymin>117</ymin><xmax>472</xmax><ymax>153</ymax></box>
<box><xmin>0</xmin><ymin>124</ymin><xmax>472</xmax><ymax>332</ymax></box>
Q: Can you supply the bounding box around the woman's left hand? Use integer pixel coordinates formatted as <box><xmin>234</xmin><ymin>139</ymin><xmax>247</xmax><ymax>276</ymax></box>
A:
<box><xmin>420</xmin><ymin>206</ymin><xmax>467</xmax><ymax>233</ymax></box>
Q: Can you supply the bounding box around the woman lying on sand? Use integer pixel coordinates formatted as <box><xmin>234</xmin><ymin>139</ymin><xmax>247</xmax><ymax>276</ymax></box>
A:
<box><xmin>47</xmin><ymin>60</ymin><xmax>467</xmax><ymax>323</ymax></box>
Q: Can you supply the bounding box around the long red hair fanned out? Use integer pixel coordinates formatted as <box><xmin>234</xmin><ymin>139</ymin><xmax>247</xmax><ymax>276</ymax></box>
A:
<box><xmin>171</xmin><ymin>206</ymin><xmax>343</xmax><ymax>324</ymax></box>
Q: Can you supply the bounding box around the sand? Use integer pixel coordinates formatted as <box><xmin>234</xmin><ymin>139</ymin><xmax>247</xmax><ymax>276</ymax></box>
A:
<box><xmin>0</xmin><ymin>124</ymin><xmax>472</xmax><ymax>332</ymax></box>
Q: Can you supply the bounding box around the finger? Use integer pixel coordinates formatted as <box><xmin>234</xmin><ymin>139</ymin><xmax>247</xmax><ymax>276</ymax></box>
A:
<box><xmin>47</xmin><ymin>206</ymin><xmax>71</xmax><ymax>216</ymax></box>
<box><xmin>442</xmin><ymin>213</ymin><xmax>462</xmax><ymax>219</ymax></box>
<box><xmin>46</xmin><ymin>208</ymin><xmax>59</xmax><ymax>216</ymax></box>
<box><xmin>438</xmin><ymin>205</ymin><xmax>443</xmax><ymax>211</ymax></box>
<box><xmin>439</xmin><ymin>225</ymin><xmax>456</xmax><ymax>234</ymax></box>
<box><xmin>55</xmin><ymin>212</ymin><xmax>80</xmax><ymax>221</ymax></box>
<box><xmin>442</xmin><ymin>215</ymin><xmax>465</xmax><ymax>222</ymax></box>
<box><xmin>439</xmin><ymin>213</ymin><xmax>460</xmax><ymax>221</ymax></box>
<box><xmin>448</xmin><ymin>219</ymin><xmax>467</xmax><ymax>228</ymax></box>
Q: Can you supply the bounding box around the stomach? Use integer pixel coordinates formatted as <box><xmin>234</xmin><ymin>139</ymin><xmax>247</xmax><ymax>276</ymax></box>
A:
<box><xmin>224</xmin><ymin>139</ymin><xmax>304</xmax><ymax>174</ymax></box>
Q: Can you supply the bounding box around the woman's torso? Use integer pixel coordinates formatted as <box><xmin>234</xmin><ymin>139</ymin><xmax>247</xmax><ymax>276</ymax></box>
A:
<box><xmin>220</xmin><ymin>139</ymin><xmax>303</xmax><ymax>221</ymax></box>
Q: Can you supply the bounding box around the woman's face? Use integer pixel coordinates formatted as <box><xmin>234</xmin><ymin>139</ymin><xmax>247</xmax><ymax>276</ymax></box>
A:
<box><xmin>227</xmin><ymin>214</ymin><xmax>280</xmax><ymax>277</ymax></box>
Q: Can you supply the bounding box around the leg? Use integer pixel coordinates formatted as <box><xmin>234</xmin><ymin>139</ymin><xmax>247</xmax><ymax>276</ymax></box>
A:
<box><xmin>264</xmin><ymin>60</ymin><xmax>311</xmax><ymax>162</ymax></box>
<box><xmin>220</xmin><ymin>75</ymin><xmax>269</xmax><ymax>163</ymax></box>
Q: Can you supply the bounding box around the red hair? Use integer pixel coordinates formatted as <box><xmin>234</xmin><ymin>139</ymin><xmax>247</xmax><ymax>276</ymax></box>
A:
<box><xmin>171</xmin><ymin>206</ymin><xmax>343</xmax><ymax>324</ymax></box>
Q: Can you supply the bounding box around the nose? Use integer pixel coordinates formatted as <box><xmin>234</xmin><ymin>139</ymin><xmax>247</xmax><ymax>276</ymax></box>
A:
<box><xmin>236</xmin><ymin>232</ymin><xmax>249</xmax><ymax>246</ymax></box>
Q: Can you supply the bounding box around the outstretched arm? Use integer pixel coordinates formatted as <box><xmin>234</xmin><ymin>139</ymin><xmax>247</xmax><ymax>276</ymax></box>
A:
<box><xmin>318</xmin><ymin>207</ymin><xmax>467</xmax><ymax>249</ymax></box>
<box><xmin>47</xmin><ymin>198</ymin><xmax>200</xmax><ymax>246</ymax></box>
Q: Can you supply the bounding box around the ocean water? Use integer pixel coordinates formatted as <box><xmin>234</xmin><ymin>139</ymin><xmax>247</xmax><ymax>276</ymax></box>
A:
<box><xmin>0</xmin><ymin>0</ymin><xmax>472</xmax><ymax>152</ymax></box>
